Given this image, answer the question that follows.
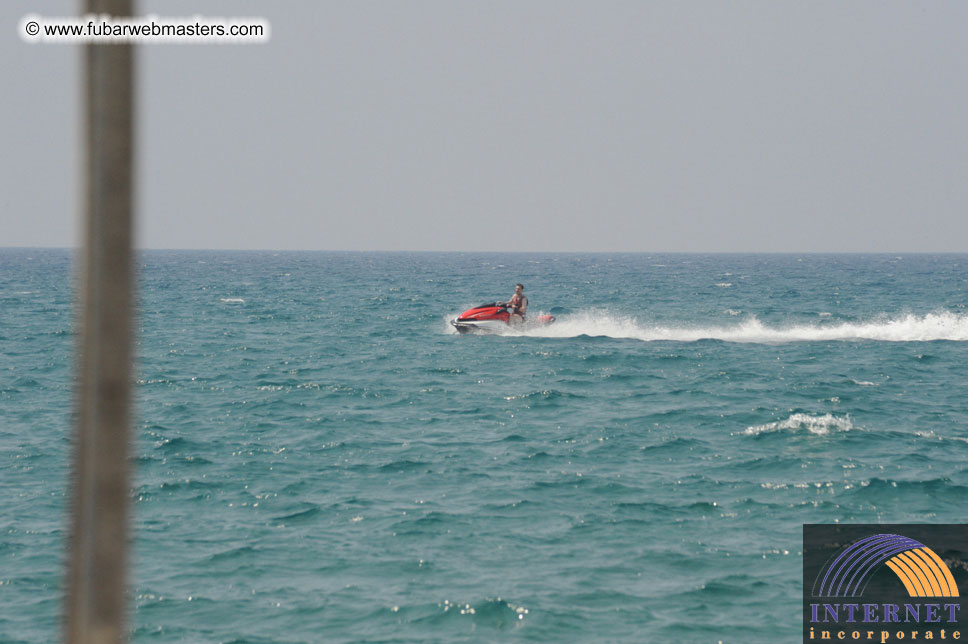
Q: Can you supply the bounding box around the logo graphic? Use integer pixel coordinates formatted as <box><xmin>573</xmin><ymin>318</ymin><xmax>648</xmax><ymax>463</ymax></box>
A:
<box><xmin>813</xmin><ymin>533</ymin><xmax>959</xmax><ymax>599</ymax></box>
<box><xmin>803</xmin><ymin>525</ymin><xmax>966</xmax><ymax>644</ymax></box>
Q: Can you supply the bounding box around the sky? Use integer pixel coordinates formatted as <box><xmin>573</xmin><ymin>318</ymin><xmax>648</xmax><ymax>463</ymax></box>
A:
<box><xmin>3</xmin><ymin>1</ymin><xmax>967</xmax><ymax>252</ymax></box>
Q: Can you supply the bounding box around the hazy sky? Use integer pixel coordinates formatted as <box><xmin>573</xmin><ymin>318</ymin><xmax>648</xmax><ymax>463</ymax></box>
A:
<box><xmin>3</xmin><ymin>1</ymin><xmax>967</xmax><ymax>251</ymax></box>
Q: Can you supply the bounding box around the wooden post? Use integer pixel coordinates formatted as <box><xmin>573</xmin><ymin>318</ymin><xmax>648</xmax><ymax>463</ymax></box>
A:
<box><xmin>67</xmin><ymin>1</ymin><xmax>134</xmax><ymax>642</ymax></box>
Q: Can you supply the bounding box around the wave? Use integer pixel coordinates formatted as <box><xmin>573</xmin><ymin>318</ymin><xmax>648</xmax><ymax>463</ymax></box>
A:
<box><xmin>512</xmin><ymin>311</ymin><xmax>968</xmax><ymax>344</ymax></box>
<box><xmin>743</xmin><ymin>413</ymin><xmax>854</xmax><ymax>436</ymax></box>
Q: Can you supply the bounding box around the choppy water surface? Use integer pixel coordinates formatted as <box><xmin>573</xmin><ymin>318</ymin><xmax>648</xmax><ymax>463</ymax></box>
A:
<box><xmin>3</xmin><ymin>250</ymin><xmax>968</xmax><ymax>643</ymax></box>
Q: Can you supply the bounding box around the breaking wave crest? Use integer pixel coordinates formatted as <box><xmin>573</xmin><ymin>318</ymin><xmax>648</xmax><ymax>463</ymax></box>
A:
<box><xmin>744</xmin><ymin>413</ymin><xmax>854</xmax><ymax>436</ymax></box>
<box><xmin>517</xmin><ymin>311</ymin><xmax>968</xmax><ymax>344</ymax></box>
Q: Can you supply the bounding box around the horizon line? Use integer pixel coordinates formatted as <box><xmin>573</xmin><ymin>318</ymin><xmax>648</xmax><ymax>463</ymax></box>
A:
<box><xmin>3</xmin><ymin>246</ymin><xmax>968</xmax><ymax>255</ymax></box>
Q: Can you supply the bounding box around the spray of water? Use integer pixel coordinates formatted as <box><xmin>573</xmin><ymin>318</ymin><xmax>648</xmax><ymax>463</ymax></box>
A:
<box><xmin>502</xmin><ymin>310</ymin><xmax>968</xmax><ymax>343</ymax></box>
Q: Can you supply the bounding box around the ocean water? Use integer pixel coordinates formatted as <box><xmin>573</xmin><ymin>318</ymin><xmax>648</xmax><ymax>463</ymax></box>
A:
<box><xmin>2</xmin><ymin>249</ymin><xmax>968</xmax><ymax>643</ymax></box>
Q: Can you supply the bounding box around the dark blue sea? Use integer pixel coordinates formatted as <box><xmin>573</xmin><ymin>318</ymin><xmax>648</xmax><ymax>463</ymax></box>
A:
<box><xmin>3</xmin><ymin>249</ymin><xmax>968</xmax><ymax>643</ymax></box>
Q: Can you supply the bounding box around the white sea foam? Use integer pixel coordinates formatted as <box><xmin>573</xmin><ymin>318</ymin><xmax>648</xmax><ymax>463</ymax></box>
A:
<box><xmin>220</xmin><ymin>297</ymin><xmax>245</xmax><ymax>304</ymax></box>
<box><xmin>513</xmin><ymin>311</ymin><xmax>968</xmax><ymax>344</ymax></box>
<box><xmin>915</xmin><ymin>430</ymin><xmax>968</xmax><ymax>444</ymax></box>
<box><xmin>743</xmin><ymin>413</ymin><xmax>854</xmax><ymax>436</ymax></box>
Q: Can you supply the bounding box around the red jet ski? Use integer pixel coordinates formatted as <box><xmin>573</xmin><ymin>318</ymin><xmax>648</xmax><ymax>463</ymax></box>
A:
<box><xmin>451</xmin><ymin>302</ymin><xmax>556</xmax><ymax>334</ymax></box>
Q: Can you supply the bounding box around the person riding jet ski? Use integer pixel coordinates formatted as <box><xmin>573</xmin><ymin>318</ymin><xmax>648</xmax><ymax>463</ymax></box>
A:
<box><xmin>451</xmin><ymin>283</ymin><xmax>554</xmax><ymax>334</ymax></box>
<box><xmin>501</xmin><ymin>283</ymin><xmax>528</xmax><ymax>324</ymax></box>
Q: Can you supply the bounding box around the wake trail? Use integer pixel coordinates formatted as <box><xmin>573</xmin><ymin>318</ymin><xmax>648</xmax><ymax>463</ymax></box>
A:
<box><xmin>511</xmin><ymin>311</ymin><xmax>968</xmax><ymax>343</ymax></box>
